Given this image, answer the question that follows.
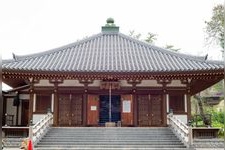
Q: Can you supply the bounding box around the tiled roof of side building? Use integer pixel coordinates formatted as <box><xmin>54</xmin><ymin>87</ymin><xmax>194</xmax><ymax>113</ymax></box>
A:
<box><xmin>2</xmin><ymin>20</ymin><xmax>224</xmax><ymax>73</ymax></box>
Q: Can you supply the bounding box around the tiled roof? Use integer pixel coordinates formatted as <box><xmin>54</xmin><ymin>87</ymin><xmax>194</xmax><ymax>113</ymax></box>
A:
<box><xmin>2</xmin><ymin>32</ymin><xmax>223</xmax><ymax>73</ymax></box>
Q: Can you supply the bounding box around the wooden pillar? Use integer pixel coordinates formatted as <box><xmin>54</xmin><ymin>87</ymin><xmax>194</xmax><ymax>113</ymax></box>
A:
<box><xmin>83</xmin><ymin>90</ymin><xmax>87</xmax><ymax>126</ymax></box>
<box><xmin>79</xmin><ymin>80</ymin><xmax>93</xmax><ymax>127</ymax></box>
<box><xmin>127</xmin><ymin>79</ymin><xmax>141</xmax><ymax>127</ymax></box>
<box><xmin>133</xmin><ymin>89</ymin><xmax>138</xmax><ymax>127</ymax></box>
<box><xmin>28</xmin><ymin>82</ymin><xmax>34</xmax><ymax>123</ymax></box>
<box><xmin>162</xmin><ymin>92</ymin><xmax>167</xmax><ymax>126</ymax></box>
<box><xmin>186</xmin><ymin>80</ymin><xmax>191</xmax><ymax>122</ymax></box>
<box><xmin>53</xmin><ymin>85</ymin><xmax>59</xmax><ymax>126</ymax></box>
<box><xmin>187</xmin><ymin>94</ymin><xmax>191</xmax><ymax>122</ymax></box>
<box><xmin>157</xmin><ymin>79</ymin><xmax>171</xmax><ymax>127</ymax></box>
<box><xmin>50</xmin><ymin>79</ymin><xmax>63</xmax><ymax>127</ymax></box>
<box><xmin>3</xmin><ymin>95</ymin><xmax>7</xmax><ymax>126</ymax></box>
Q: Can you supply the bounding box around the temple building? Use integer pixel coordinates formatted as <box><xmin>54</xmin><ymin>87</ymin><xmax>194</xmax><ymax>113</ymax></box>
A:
<box><xmin>2</xmin><ymin>18</ymin><xmax>224</xmax><ymax>127</ymax></box>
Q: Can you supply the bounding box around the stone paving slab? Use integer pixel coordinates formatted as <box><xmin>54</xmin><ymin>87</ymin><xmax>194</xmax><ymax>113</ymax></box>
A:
<box><xmin>5</xmin><ymin>148</ymin><xmax>222</xmax><ymax>149</ymax></box>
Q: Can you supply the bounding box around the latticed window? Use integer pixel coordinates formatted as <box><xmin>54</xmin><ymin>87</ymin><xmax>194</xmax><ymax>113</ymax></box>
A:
<box><xmin>169</xmin><ymin>94</ymin><xmax>185</xmax><ymax>113</ymax></box>
<box><xmin>36</xmin><ymin>94</ymin><xmax>51</xmax><ymax>113</ymax></box>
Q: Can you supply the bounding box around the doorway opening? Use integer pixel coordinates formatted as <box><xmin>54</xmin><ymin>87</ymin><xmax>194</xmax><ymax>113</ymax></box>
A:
<box><xmin>99</xmin><ymin>95</ymin><xmax>121</xmax><ymax>126</ymax></box>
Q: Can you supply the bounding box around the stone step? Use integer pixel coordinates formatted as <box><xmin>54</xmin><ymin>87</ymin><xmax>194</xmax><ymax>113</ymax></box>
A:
<box><xmin>41</xmin><ymin>137</ymin><xmax>179</xmax><ymax>141</ymax></box>
<box><xmin>35</xmin><ymin>147</ymin><xmax>194</xmax><ymax>150</ymax></box>
<box><xmin>46</xmin><ymin>132</ymin><xmax>175</xmax><ymax>135</ymax></box>
<box><xmin>49</xmin><ymin>130</ymin><xmax>172</xmax><ymax>133</ymax></box>
<box><xmin>2</xmin><ymin>138</ymin><xmax>23</xmax><ymax>148</ymax></box>
<box><xmin>35</xmin><ymin>144</ymin><xmax>187</xmax><ymax>148</ymax></box>
<box><xmin>38</xmin><ymin>141</ymin><xmax>183</xmax><ymax>145</ymax></box>
<box><xmin>44</xmin><ymin>134</ymin><xmax>177</xmax><ymax>137</ymax></box>
<box><xmin>192</xmin><ymin>139</ymin><xmax>224</xmax><ymax>148</ymax></box>
<box><xmin>47</xmin><ymin>129</ymin><xmax>173</xmax><ymax>132</ymax></box>
<box><xmin>35</xmin><ymin>148</ymin><xmax>190</xmax><ymax>150</ymax></box>
<box><xmin>36</xmin><ymin>127</ymin><xmax>187</xmax><ymax>149</ymax></box>
<box><xmin>46</xmin><ymin>128</ymin><xmax>173</xmax><ymax>131</ymax></box>
<box><xmin>35</xmin><ymin>148</ymin><xmax>191</xmax><ymax>150</ymax></box>
<box><xmin>49</xmin><ymin>128</ymin><xmax>171</xmax><ymax>131</ymax></box>
<box><xmin>47</xmin><ymin>131</ymin><xmax>174</xmax><ymax>136</ymax></box>
<box><xmin>47</xmin><ymin>131</ymin><xmax>173</xmax><ymax>134</ymax></box>
<box><xmin>47</xmin><ymin>131</ymin><xmax>174</xmax><ymax>134</ymax></box>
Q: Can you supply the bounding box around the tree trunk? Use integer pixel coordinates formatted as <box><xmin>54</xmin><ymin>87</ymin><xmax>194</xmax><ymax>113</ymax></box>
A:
<box><xmin>194</xmin><ymin>94</ymin><xmax>211</xmax><ymax>126</ymax></box>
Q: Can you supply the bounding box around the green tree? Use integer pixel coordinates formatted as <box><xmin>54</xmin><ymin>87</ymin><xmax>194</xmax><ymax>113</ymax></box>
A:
<box><xmin>193</xmin><ymin>94</ymin><xmax>211</xmax><ymax>126</ymax></box>
<box><xmin>205</xmin><ymin>4</ymin><xmax>224</xmax><ymax>49</ymax></box>
<box><xmin>145</xmin><ymin>32</ymin><xmax>157</xmax><ymax>44</ymax></box>
<box><xmin>164</xmin><ymin>44</ymin><xmax>180</xmax><ymax>52</ymax></box>
<box><xmin>129</xmin><ymin>30</ymin><xmax>141</xmax><ymax>40</ymax></box>
<box><xmin>195</xmin><ymin>4</ymin><xmax>225</xmax><ymax>128</ymax></box>
<box><xmin>129</xmin><ymin>31</ymin><xmax>178</xmax><ymax>49</ymax></box>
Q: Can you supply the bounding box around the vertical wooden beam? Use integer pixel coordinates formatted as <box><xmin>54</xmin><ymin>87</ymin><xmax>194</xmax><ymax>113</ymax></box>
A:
<box><xmin>83</xmin><ymin>90</ymin><xmax>87</xmax><ymax>126</ymax></box>
<box><xmin>187</xmin><ymin>94</ymin><xmax>191</xmax><ymax>122</ymax></box>
<box><xmin>186</xmin><ymin>79</ymin><xmax>192</xmax><ymax>122</ymax></box>
<box><xmin>49</xmin><ymin>79</ymin><xmax>63</xmax><ymax>127</ymax></box>
<box><xmin>53</xmin><ymin>84</ymin><xmax>59</xmax><ymax>126</ymax></box>
<box><xmin>79</xmin><ymin>80</ymin><xmax>93</xmax><ymax>127</ymax></box>
<box><xmin>162</xmin><ymin>92</ymin><xmax>167</xmax><ymax>126</ymax></box>
<box><xmin>159</xmin><ymin>80</ymin><xmax>170</xmax><ymax>127</ymax></box>
<box><xmin>3</xmin><ymin>95</ymin><xmax>7</xmax><ymax>126</ymax></box>
<box><xmin>28</xmin><ymin>83</ymin><xmax>34</xmax><ymax>124</ymax></box>
<box><xmin>133</xmin><ymin>90</ymin><xmax>138</xmax><ymax>127</ymax></box>
<box><xmin>127</xmin><ymin>79</ymin><xmax>141</xmax><ymax>127</ymax></box>
<box><xmin>28</xmin><ymin>78</ymin><xmax>39</xmax><ymax>124</ymax></box>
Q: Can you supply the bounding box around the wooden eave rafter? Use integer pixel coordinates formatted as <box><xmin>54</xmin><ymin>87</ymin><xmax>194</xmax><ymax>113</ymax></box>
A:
<box><xmin>5</xmin><ymin>84</ymin><xmax>30</xmax><ymax>93</ymax></box>
<box><xmin>190</xmin><ymin>77</ymin><xmax>223</xmax><ymax>95</ymax></box>
<box><xmin>2</xmin><ymin>69</ymin><xmax>224</xmax><ymax>81</ymax></box>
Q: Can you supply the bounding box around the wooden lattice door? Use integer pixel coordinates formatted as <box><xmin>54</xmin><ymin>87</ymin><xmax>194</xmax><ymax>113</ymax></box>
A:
<box><xmin>138</xmin><ymin>94</ymin><xmax>162</xmax><ymax>126</ymax></box>
<box><xmin>21</xmin><ymin>101</ymin><xmax>29</xmax><ymax>126</ymax></box>
<box><xmin>58</xmin><ymin>94</ymin><xmax>70</xmax><ymax>126</ymax></box>
<box><xmin>58</xmin><ymin>94</ymin><xmax>83</xmax><ymax>126</ymax></box>
<box><xmin>138</xmin><ymin>95</ymin><xmax>150</xmax><ymax>126</ymax></box>
<box><xmin>71</xmin><ymin>94</ymin><xmax>83</xmax><ymax>126</ymax></box>
<box><xmin>151</xmin><ymin>95</ymin><xmax>162</xmax><ymax>126</ymax></box>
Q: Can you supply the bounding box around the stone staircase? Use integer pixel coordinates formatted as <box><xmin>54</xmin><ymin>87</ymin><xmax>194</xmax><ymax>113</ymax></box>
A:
<box><xmin>2</xmin><ymin>137</ymin><xmax>23</xmax><ymax>148</ymax></box>
<box><xmin>35</xmin><ymin>127</ymin><xmax>191</xmax><ymax>150</ymax></box>
<box><xmin>193</xmin><ymin>139</ymin><xmax>224</xmax><ymax>148</ymax></box>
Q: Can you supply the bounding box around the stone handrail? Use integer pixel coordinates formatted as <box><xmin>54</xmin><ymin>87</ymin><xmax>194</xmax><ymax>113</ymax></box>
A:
<box><xmin>30</xmin><ymin>113</ymin><xmax>53</xmax><ymax>145</ymax></box>
<box><xmin>167</xmin><ymin>113</ymin><xmax>192</xmax><ymax>147</ymax></box>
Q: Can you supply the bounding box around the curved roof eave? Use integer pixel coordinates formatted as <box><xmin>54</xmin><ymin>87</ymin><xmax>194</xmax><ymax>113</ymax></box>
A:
<box><xmin>2</xmin><ymin>32</ymin><xmax>224</xmax><ymax>72</ymax></box>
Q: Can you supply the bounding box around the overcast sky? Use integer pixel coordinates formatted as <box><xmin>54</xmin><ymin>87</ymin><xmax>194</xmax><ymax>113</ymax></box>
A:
<box><xmin>1</xmin><ymin>0</ymin><xmax>224</xmax><ymax>61</ymax></box>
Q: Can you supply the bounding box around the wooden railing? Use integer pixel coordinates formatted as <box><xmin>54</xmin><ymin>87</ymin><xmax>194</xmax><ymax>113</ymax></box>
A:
<box><xmin>30</xmin><ymin>113</ymin><xmax>53</xmax><ymax>145</ymax></box>
<box><xmin>167</xmin><ymin>113</ymin><xmax>192</xmax><ymax>147</ymax></box>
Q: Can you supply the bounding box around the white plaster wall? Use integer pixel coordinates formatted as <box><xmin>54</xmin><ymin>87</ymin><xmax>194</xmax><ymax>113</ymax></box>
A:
<box><xmin>136</xmin><ymin>80</ymin><xmax>162</xmax><ymax>87</ymax></box>
<box><xmin>120</xmin><ymin>80</ymin><xmax>132</xmax><ymax>87</ymax></box>
<box><xmin>18</xmin><ymin>101</ymin><xmax>22</xmax><ymax>125</ymax></box>
<box><xmin>166</xmin><ymin>94</ymin><xmax>169</xmax><ymax>113</ymax></box>
<box><xmin>51</xmin><ymin>94</ymin><xmax>54</xmax><ymax>112</ymax></box>
<box><xmin>6</xmin><ymin>94</ymin><xmax>29</xmax><ymax>126</ymax></box>
<box><xmin>174</xmin><ymin>115</ymin><xmax>187</xmax><ymax>124</ymax></box>
<box><xmin>89</xmin><ymin>80</ymin><xmax>101</xmax><ymax>87</ymax></box>
<box><xmin>6</xmin><ymin>98</ymin><xmax>17</xmax><ymax>126</ymax></box>
<box><xmin>19</xmin><ymin>94</ymin><xmax>29</xmax><ymax>100</ymax></box>
<box><xmin>35</xmin><ymin>80</ymin><xmax>53</xmax><ymax>86</ymax></box>
<box><xmin>59</xmin><ymin>80</ymin><xmax>84</xmax><ymax>87</ymax></box>
<box><xmin>167</xmin><ymin>80</ymin><xmax>186</xmax><ymax>87</ymax></box>
<box><xmin>33</xmin><ymin>114</ymin><xmax>46</xmax><ymax>124</ymax></box>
